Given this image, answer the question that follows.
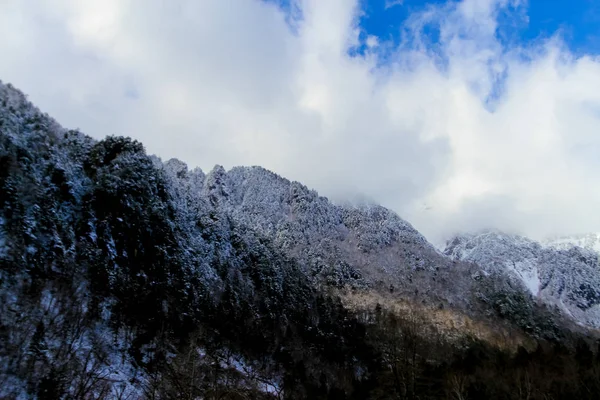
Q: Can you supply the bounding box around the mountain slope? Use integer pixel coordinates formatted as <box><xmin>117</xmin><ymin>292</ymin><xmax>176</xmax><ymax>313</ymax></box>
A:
<box><xmin>0</xmin><ymin>81</ymin><xmax>377</xmax><ymax>398</ymax></box>
<box><xmin>155</xmin><ymin>164</ymin><xmax>472</xmax><ymax>325</ymax></box>
<box><xmin>445</xmin><ymin>230</ymin><xmax>600</xmax><ymax>328</ymax></box>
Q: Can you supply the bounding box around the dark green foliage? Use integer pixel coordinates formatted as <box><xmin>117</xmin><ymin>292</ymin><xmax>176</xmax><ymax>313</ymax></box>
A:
<box><xmin>83</xmin><ymin>137</ymin><xmax>183</xmax><ymax>339</ymax></box>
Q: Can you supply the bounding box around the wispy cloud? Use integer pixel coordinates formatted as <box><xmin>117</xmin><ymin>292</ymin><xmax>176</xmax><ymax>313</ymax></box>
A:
<box><xmin>385</xmin><ymin>0</ymin><xmax>404</xmax><ymax>10</ymax></box>
<box><xmin>1</xmin><ymin>0</ymin><xmax>599</xmax><ymax>245</ymax></box>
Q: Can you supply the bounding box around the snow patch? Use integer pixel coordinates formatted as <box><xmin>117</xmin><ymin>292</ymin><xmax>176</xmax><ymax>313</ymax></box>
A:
<box><xmin>506</xmin><ymin>260</ymin><xmax>540</xmax><ymax>296</ymax></box>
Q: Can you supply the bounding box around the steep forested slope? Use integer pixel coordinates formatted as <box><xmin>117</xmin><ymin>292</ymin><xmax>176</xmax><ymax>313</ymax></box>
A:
<box><xmin>0</xmin><ymin>81</ymin><xmax>377</xmax><ymax>398</ymax></box>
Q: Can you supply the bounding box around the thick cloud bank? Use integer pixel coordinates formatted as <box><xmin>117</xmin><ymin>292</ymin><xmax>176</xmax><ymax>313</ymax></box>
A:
<box><xmin>1</xmin><ymin>0</ymin><xmax>599</xmax><ymax>244</ymax></box>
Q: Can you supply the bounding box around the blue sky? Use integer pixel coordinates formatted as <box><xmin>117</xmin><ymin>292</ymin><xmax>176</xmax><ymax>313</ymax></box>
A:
<box><xmin>357</xmin><ymin>0</ymin><xmax>600</xmax><ymax>54</ymax></box>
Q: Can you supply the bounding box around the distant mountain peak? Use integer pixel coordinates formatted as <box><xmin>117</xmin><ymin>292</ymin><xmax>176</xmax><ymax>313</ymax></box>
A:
<box><xmin>445</xmin><ymin>230</ymin><xmax>600</xmax><ymax>328</ymax></box>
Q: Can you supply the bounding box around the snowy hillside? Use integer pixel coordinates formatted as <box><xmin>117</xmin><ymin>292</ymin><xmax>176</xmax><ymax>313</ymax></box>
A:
<box><xmin>445</xmin><ymin>230</ymin><xmax>600</xmax><ymax>328</ymax></box>
<box><xmin>158</xmin><ymin>162</ymin><xmax>527</xmax><ymax>317</ymax></box>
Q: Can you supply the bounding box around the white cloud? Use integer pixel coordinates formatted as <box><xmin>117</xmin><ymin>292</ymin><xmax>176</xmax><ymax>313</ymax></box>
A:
<box><xmin>385</xmin><ymin>0</ymin><xmax>404</xmax><ymax>10</ymax></box>
<box><xmin>366</xmin><ymin>35</ymin><xmax>379</xmax><ymax>48</ymax></box>
<box><xmin>1</xmin><ymin>0</ymin><xmax>600</xmax><ymax>245</ymax></box>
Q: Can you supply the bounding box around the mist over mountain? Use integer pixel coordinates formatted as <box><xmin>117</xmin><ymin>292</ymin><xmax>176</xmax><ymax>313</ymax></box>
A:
<box><xmin>1</xmin><ymin>80</ymin><xmax>600</xmax><ymax>399</ymax></box>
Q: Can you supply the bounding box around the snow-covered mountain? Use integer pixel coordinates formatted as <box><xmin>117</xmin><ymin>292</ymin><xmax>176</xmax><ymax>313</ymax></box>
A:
<box><xmin>2</xmin><ymin>78</ymin><xmax>600</xmax><ymax>398</ymax></box>
<box><xmin>445</xmin><ymin>230</ymin><xmax>600</xmax><ymax>328</ymax></box>
<box><xmin>159</xmin><ymin>161</ymin><xmax>541</xmax><ymax>322</ymax></box>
